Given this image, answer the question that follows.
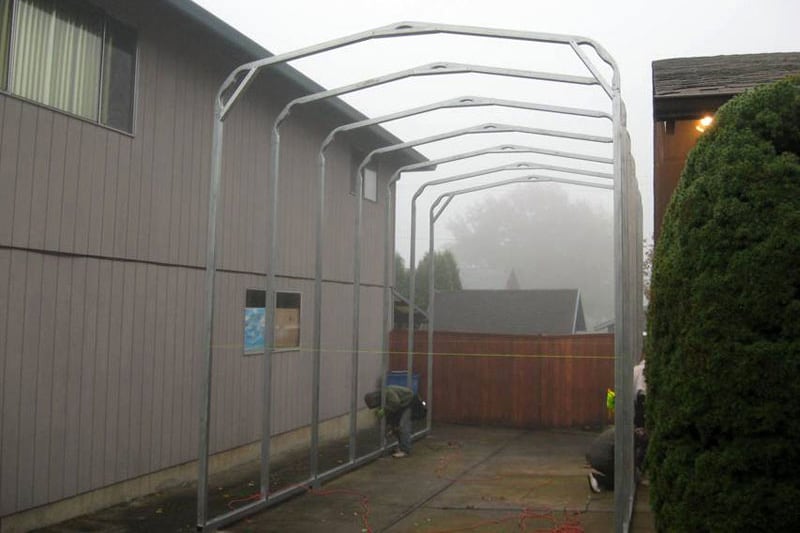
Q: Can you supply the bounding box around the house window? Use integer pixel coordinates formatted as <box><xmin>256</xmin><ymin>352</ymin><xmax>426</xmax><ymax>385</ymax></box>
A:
<box><xmin>275</xmin><ymin>291</ymin><xmax>301</xmax><ymax>349</ymax></box>
<box><xmin>243</xmin><ymin>289</ymin><xmax>301</xmax><ymax>354</ymax></box>
<box><xmin>351</xmin><ymin>151</ymin><xmax>378</xmax><ymax>202</ymax></box>
<box><xmin>363</xmin><ymin>167</ymin><xmax>378</xmax><ymax>202</ymax></box>
<box><xmin>0</xmin><ymin>1</ymin><xmax>10</xmax><ymax>86</ymax></box>
<box><xmin>0</xmin><ymin>0</ymin><xmax>136</xmax><ymax>132</ymax></box>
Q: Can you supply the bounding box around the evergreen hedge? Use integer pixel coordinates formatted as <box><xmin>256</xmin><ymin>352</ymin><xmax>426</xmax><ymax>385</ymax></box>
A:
<box><xmin>646</xmin><ymin>76</ymin><xmax>800</xmax><ymax>531</ymax></box>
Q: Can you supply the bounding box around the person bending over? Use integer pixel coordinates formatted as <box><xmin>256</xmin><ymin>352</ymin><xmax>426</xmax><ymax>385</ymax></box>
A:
<box><xmin>364</xmin><ymin>385</ymin><xmax>415</xmax><ymax>457</ymax></box>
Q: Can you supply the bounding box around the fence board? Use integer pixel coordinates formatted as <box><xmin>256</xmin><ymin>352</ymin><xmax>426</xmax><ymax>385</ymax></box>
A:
<box><xmin>390</xmin><ymin>330</ymin><xmax>614</xmax><ymax>429</ymax></box>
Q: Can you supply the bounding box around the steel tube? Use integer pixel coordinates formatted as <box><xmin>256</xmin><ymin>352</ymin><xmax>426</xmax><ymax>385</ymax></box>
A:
<box><xmin>329</xmin><ymin>100</ymin><xmax>613</xmax><ymax>395</ymax></box>
<box><xmin>381</xmin><ymin>141</ymin><xmax>613</xmax><ymax>365</ymax></box>
<box><xmin>216</xmin><ymin>22</ymin><xmax>618</xmax><ymax>120</ymax></box>
<box><xmin>261</xmin><ymin>124</ymin><xmax>282</xmax><ymax>501</ymax></box>
<box><xmin>356</xmin><ymin>122</ymin><xmax>614</xmax><ymax>389</ymax></box>
<box><xmin>324</xmin><ymin>96</ymin><xmax>609</xmax><ymax>148</ymax></box>
<box><xmin>201</xmin><ymin>19</ymin><xmax>637</xmax><ymax>531</ymax></box>
<box><xmin>203</xmin><ymin>497</ymin><xmax>270</xmax><ymax>532</ymax></box>
<box><xmin>336</xmin><ymin>70</ymin><xmax>612</xmax><ymax>453</ymax></box>
<box><xmin>197</xmin><ymin>113</ymin><xmax>224</xmax><ymax>529</ymax></box>
<box><xmin>407</xmin><ymin>159</ymin><xmax>614</xmax><ymax>375</ymax></box>
<box><xmin>426</xmin><ymin>201</ymin><xmax>436</xmax><ymax>430</ymax></box>
<box><xmin>272</xmin><ymin>63</ymin><xmax>611</xmax><ymax>470</ymax></box>
<box><xmin>310</xmin><ymin>148</ymin><xmax>325</xmax><ymax>486</ymax></box>
<box><xmin>350</xmin><ymin>172</ymin><xmax>362</xmax><ymax>462</ymax></box>
<box><xmin>381</xmin><ymin>137</ymin><xmax>615</xmax><ymax>395</ymax></box>
<box><xmin>285</xmin><ymin>63</ymin><xmax>599</xmax><ymax>112</ymax></box>
<box><xmin>612</xmin><ymin>92</ymin><xmax>632</xmax><ymax>533</ymax></box>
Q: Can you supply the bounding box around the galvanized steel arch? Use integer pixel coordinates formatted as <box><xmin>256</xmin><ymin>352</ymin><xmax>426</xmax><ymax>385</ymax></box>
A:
<box><xmin>199</xmin><ymin>21</ymin><xmax>640</xmax><ymax>532</ymax></box>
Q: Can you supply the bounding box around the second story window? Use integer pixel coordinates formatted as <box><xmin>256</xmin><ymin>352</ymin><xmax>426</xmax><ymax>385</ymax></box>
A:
<box><xmin>0</xmin><ymin>0</ymin><xmax>136</xmax><ymax>132</ymax></box>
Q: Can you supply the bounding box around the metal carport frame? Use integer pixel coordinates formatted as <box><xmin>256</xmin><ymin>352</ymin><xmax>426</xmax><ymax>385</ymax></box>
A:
<box><xmin>270</xmin><ymin>59</ymin><xmax>608</xmax><ymax>496</ymax></box>
<box><xmin>354</xmin><ymin>121</ymin><xmax>612</xmax><ymax>437</ymax></box>
<box><xmin>316</xmin><ymin>96</ymin><xmax>611</xmax><ymax>456</ymax></box>
<box><xmin>380</xmin><ymin>142</ymin><xmax>615</xmax><ymax>397</ymax></box>
<box><xmin>200</xmin><ymin>21</ymin><xmax>641</xmax><ymax>532</ymax></box>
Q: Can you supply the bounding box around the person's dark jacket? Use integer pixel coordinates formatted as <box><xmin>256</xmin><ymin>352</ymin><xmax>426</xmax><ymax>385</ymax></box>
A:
<box><xmin>383</xmin><ymin>385</ymin><xmax>414</xmax><ymax>414</ymax></box>
<box><xmin>586</xmin><ymin>427</ymin><xmax>615</xmax><ymax>489</ymax></box>
<box><xmin>364</xmin><ymin>385</ymin><xmax>415</xmax><ymax>428</ymax></box>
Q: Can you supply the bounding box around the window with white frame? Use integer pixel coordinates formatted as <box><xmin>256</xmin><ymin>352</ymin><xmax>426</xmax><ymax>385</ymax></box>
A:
<box><xmin>363</xmin><ymin>166</ymin><xmax>377</xmax><ymax>202</ymax></box>
<box><xmin>0</xmin><ymin>0</ymin><xmax>137</xmax><ymax>132</ymax></box>
<box><xmin>351</xmin><ymin>151</ymin><xmax>378</xmax><ymax>202</ymax></box>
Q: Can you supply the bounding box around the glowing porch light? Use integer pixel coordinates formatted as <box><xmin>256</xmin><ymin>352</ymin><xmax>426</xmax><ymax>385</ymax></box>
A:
<box><xmin>695</xmin><ymin>115</ymin><xmax>714</xmax><ymax>133</ymax></box>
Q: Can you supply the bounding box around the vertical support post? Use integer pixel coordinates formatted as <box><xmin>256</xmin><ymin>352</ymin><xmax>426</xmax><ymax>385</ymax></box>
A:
<box><xmin>310</xmin><ymin>152</ymin><xmax>326</xmax><ymax>486</ymax></box>
<box><xmin>350</xmin><ymin>168</ymin><xmax>364</xmax><ymax>462</ymax></box>
<box><xmin>406</xmin><ymin>201</ymin><xmax>417</xmax><ymax>389</ymax></box>
<box><xmin>381</xmin><ymin>184</ymin><xmax>394</xmax><ymax>448</ymax></box>
<box><xmin>426</xmin><ymin>203</ymin><xmax>438</xmax><ymax>431</ymax></box>
<box><xmin>261</xmin><ymin>126</ymin><xmax>282</xmax><ymax>499</ymax></box>
<box><xmin>197</xmin><ymin>113</ymin><xmax>224</xmax><ymax>529</ymax></box>
<box><xmin>612</xmin><ymin>91</ymin><xmax>634</xmax><ymax>533</ymax></box>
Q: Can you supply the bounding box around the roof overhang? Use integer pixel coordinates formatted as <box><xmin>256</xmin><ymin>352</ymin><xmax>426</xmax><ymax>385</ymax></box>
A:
<box><xmin>652</xmin><ymin>52</ymin><xmax>800</xmax><ymax>121</ymax></box>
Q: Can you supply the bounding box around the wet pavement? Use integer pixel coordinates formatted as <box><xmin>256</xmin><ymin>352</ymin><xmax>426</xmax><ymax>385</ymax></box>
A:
<box><xmin>38</xmin><ymin>424</ymin><xmax>655</xmax><ymax>532</ymax></box>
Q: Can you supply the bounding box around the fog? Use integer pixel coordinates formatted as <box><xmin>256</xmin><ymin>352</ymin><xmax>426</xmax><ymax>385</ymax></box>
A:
<box><xmin>192</xmin><ymin>1</ymin><xmax>797</xmax><ymax>326</ymax></box>
<box><xmin>194</xmin><ymin>0</ymin><xmax>799</xmax><ymax>261</ymax></box>
<box><xmin>442</xmin><ymin>183</ymin><xmax>614</xmax><ymax>329</ymax></box>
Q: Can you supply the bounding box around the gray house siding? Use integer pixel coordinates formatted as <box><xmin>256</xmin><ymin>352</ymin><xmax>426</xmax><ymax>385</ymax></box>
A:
<box><xmin>0</xmin><ymin>0</ymin><xmax>400</xmax><ymax>518</ymax></box>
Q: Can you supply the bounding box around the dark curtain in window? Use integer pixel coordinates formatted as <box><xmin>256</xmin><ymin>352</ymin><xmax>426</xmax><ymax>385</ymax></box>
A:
<box><xmin>0</xmin><ymin>0</ymin><xmax>10</xmax><ymax>90</ymax></box>
<box><xmin>101</xmin><ymin>18</ymin><xmax>136</xmax><ymax>132</ymax></box>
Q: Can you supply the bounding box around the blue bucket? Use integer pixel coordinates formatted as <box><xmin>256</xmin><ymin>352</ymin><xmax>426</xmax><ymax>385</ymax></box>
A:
<box><xmin>386</xmin><ymin>370</ymin><xmax>419</xmax><ymax>395</ymax></box>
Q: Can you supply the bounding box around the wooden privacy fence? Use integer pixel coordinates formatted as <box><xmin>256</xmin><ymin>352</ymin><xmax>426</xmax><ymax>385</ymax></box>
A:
<box><xmin>390</xmin><ymin>330</ymin><xmax>615</xmax><ymax>429</ymax></box>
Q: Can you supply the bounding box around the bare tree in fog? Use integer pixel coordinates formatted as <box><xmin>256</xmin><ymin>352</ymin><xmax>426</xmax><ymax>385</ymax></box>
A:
<box><xmin>446</xmin><ymin>185</ymin><xmax>613</xmax><ymax>329</ymax></box>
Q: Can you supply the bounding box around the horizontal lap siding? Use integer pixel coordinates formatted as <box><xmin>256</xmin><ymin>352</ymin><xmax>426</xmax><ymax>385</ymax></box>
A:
<box><xmin>390</xmin><ymin>330</ymin><xmax>614</xmax><ymax>429</ymax></box>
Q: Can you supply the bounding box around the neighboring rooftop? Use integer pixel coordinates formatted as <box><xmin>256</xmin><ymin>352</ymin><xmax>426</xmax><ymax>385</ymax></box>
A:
<box><xmin>652</xmin><ymin>52</ymin><xmax>800</xmax><ymax>119</ymax></box>
<box><xmin>435</xmin><ymin>289</ymin><xmax>586</xmax><ymax>335</ymax></box>
<box><xmin>653</xmin><ymin>52</ymin><xmax>800</xmax><ymax>98</ymax></box>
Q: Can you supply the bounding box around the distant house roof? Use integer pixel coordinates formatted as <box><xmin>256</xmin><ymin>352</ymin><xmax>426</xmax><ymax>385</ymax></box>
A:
<box><xmin>593</xmin><ymin>319</ymin><xmax>614</xmax><ymax>333</ymax></box>
<box><xmin>163</xmin><ymin>0</ymin><xmax>427</xmax><ymax>167</ymax></box>
<box><xmin>434</xmin><ymin>289</ymin><xmax>586</xmax><ymax>335</ymax></box>
<box><xmin>652</xmin><ymin>52</ymin><xmax>800</xmax><ymax>120</ymax></box>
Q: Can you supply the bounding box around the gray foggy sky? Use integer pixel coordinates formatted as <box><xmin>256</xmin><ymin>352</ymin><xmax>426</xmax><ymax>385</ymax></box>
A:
<box><xmin>192</xmin><ymin>0</ymin><xmax>799</xmax><ymax>261</ymax></box>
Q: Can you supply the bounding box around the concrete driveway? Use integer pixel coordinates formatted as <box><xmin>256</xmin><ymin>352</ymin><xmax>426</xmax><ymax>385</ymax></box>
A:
<box><xmin>224</xmin><ymin>424</ymin><xmax>654</xmax><ymax>533</ymax></box>
<box><xmin>38</xmin><ymin>424</ymin><xmax>654</xmax><ymax>532</ymax></box>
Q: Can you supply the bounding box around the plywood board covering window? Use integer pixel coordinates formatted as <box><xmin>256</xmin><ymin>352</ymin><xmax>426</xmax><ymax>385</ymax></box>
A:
<box><xmin>275</xmin><ymin>292</ymin><xmax>301</xmax><ymax>349</ymax></box>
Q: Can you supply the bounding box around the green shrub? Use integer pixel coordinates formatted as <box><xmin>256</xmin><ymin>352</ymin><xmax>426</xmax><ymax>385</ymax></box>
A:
<box><xmin>647</xmin><ymin>76</ymin><xmax>800</xmax><ymax>531</ymax></box>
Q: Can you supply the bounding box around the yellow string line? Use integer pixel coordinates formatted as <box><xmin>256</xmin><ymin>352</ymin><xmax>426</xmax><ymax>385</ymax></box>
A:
<box><xmin>212</xmin><ymin>344</ymin><xmax>615</xmax><ymax>360</ymax></box>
